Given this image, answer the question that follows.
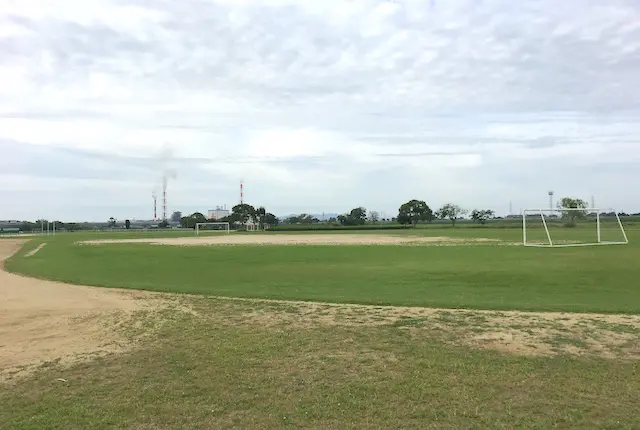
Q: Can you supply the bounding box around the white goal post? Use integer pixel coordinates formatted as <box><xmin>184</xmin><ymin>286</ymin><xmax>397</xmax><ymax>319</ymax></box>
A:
<box><xmin>195</xmin><ymin>222</ymin><xmax>230</xmax><ymax>235</ymax></box>
<box><xmin>522</xmin><ymin>208</ymin><xmax>629</xmax><ymax>247</ymax></box>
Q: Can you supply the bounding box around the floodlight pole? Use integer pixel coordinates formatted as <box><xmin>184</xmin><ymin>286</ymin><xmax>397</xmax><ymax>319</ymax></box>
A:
<box><xmin>596</xmin><ymin>212</ymin><xmax>601</xmax><ymax>244</ymax></box>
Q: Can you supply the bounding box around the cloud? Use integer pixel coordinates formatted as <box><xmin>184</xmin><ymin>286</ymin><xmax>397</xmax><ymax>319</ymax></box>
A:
<box><xmin>1</xmin><ymin>0</ymin><xmax>639</xmax><ymax>221</ymax></box>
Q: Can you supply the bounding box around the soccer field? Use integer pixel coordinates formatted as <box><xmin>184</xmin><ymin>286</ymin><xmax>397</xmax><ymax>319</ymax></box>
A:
<box><xmin>2</xmin><ymin>228</ymin><xmax>640</xmax><ymax>428</ymax></box>
<box><xmin>6</xmin><ymin>227</ymin><xmax>640</xmax><ymax>313</ymax></box>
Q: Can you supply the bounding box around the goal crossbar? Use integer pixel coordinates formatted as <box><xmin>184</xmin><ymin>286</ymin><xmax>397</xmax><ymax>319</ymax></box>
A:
<box><xmin>522</xmin><ymin>208</ymin><xmax>629</xmax><ymax>247</ymax></box>
<box><xmin>195</xmin><ymin>222</ymin><xmax>230</xmax><ymax>235</ymax></box>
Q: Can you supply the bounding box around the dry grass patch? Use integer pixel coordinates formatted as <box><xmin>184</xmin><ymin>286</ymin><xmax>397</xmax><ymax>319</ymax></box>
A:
<box><xmin>184</xmin><ymin>296</ymin><xmax>640</xmax><ymax>360</ymax></box>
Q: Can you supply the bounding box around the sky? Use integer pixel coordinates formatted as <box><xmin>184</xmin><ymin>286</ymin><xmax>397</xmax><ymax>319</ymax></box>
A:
<box><xmin>1</xmin><ymin>0</ymin><xmax>640</xmax><ymax>222</ymax></box>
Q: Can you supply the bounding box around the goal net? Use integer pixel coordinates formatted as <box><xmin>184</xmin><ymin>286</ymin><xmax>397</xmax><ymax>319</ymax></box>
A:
<box><xmin>195</xmin><ymin>222</ymin><xmax>230</xmax><ymax>235</ymax></box>
<box><xmin>522</xmin><ymin>208</ymin><xmax>628</xmax><ymax>247</ymax></box>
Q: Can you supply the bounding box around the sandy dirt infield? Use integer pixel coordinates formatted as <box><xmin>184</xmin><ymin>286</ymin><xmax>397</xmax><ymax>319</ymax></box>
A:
<box><xmin>0</xmin><ymin>239</ymin><xmax>159</xmax><ymax>381</ymax></box>
<box><xmin>82</xmin><ymin>233</ymin><xmax>499</xmax><ymax>247</ymax></box>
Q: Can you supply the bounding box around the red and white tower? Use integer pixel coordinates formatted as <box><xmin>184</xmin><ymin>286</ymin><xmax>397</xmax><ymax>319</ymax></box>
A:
<box><xmin>152</xmin><ymin>192</ymin><xmax>157</xmax><ymax>221</ymax></box>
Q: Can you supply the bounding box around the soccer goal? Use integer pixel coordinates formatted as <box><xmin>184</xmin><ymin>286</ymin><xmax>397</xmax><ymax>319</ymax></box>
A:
<box><xmin>522</xmin><ymin>208</ymin><xmax>628</xmax><ymax>247</ymax></box>
<box><xmin>195</xmin><ymin>222</ymin><xmax>230</xmax><ymax>235</ymax></box>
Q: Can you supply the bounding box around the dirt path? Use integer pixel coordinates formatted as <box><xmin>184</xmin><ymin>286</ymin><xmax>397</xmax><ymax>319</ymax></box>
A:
<box><xmin>82</xmin><ymin>233</ymin><xmax>500</xmax><ymax>246</ymax></box>
<box><xmin>0</xmin><ymin>240</ymin><xmax>160</xmax><ymax>381</ymax></box>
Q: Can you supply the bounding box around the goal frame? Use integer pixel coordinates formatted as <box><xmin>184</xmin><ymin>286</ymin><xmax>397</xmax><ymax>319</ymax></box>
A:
<box><xmin>195</xmin><ymin>222</ymin><xmax>230</xmax><ymax>235</ymax></box>
<box><xmin>522</xmin><ymin>208</ymin><xmax>629</xmax><ymax>247</ymax></box>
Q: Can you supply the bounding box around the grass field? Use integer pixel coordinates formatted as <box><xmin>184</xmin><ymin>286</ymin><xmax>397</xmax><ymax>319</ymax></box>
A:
<box><xmin>6</xmin><ymin>226</ymin><xmax>640</xmax><ymax>313</ymax></box>
<box><xmin>2</xmin><ymin>226</ymin><xmax>640</xmax><ymax>428</ymax></box>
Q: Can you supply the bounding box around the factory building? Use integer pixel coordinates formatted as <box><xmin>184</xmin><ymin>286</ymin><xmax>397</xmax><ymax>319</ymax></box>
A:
<box><xmin>207</xmin><ymin>206</ymin><xmax>230</xmax><ymax>220</ymax></box>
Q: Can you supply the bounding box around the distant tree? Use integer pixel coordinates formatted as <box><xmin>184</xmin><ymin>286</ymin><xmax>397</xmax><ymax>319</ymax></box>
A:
<box><xmin>125</xmin><ymin>219</ymin><xmax>131</xmax><ymax>229</ymax></box>
<box><xmin>108</xmin><ymin>217</ymin><xmax>116</xmax><ymax>228</ymax></box>
<box><xmin>170</xmin><ymin>211</ymin><xmax>182</xmax><ymax>223</ymax></box>
<box><xmin>286</xmin><ymin>214</ymin><xmax>313</xmax><ymax>224</ymax></box>
<box><xmin>264</xmin><ymin>213</ymin><xmax>278</xmax><ymax>226</ymax></box>
<box><xmin>438</xmin><ymin>203</ymin><xmax>467</xmax><ymax>226</ymax></box>
<box><xmin>558</xmin><ymin>197</ymin><xmax>588</xmax><ymax>226</ymax></box>
<box><xmin>368</xmin><ymin>211</ymin><xmax>380</xmax><ymax>224</ymax></box>
<box><xmin>397</xmin><ymin>200</ymin><xmax>433</xmax><ymax>225</ymax></box>
<box><xmin>338</xmin><ymin>207</ymin><xmax>367</xmax><ymax>226</ymax></box>
<box><xmin>255</xmin><ymin>206</ymin><xmax>267</xmax><ymax>226</ymax></box>
<box><xmin>470</xmin><ymin>209</ymin><xmax>495</xmax><ymax>225</ymax></box>
<box><xmin>179</xmin><ymin>212</ymin><xmax>206</xmax><ymax>229</ymax></box>
<box><xmin>231</xmin><ymin>204</ymin><xmax>256</xmax><ymax>224</ymax></box>
<box><xmin>158</xmin><ymin>219</ymin><xmax>169</xmax><ymax>228</ymax></box>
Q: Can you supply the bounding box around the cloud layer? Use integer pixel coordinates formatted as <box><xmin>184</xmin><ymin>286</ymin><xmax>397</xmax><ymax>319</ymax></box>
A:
<box><xmin>1</xmin><ymin>0</ymin><xmax>640</xmax><ymax>220</ymax></box>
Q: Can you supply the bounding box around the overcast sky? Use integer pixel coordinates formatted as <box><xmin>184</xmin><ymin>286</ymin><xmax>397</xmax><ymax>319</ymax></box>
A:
<box><xmin>1</xmin><ymin>0</ymin><xmax>640</xmax><ymax>221</ymax></box>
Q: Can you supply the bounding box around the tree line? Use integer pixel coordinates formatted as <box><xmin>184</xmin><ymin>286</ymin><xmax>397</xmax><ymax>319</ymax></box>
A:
<box><xmin>4</xmin><ymin>196</ymin><xmax>631</xmax><ymax>233</ymax></box>
<box><xmin>176</xmin><ymin>204</ymin><xmax>278</xmax><ymax>229</ymax></box>
<box><xmin>167</xmin><ymin>196</ymin><xmax>632</xmax><ymax>230</ymax></box>
<box><xmin>274</xmin><ymin>196</ymin><xmax>616</xmax><ymax>228</ymax></box>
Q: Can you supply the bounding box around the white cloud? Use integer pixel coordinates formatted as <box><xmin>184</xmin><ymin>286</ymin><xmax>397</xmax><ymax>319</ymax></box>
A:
<box><xmin>1</xmin><ymin>0</ymin><xmax>640</xmax><ymax>221</ymax></box>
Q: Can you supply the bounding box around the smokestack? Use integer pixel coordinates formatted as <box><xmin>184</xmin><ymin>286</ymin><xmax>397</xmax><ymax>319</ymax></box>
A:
<box><xmin>158</xmin><ymin>143</ymin><xmax>177</xmax><ymax>222</ymax></box>
<box><xmin>240</xmin><ymin>181</ymin><xmax>244</xmax><ymax>205</ymax></box>
<box><xmin>162</xmin><ymin>177</ymin><xmax>167</xmax><ymax>221</ymax></box>
<box><xmin>152</xmin><ymin>192</ymin><xmax>157</xmax><ymax>221</ymax></box>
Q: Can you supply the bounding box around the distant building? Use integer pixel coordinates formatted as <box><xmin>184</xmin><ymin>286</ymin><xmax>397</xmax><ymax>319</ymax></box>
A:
<box><xmin>208</xmin><ymin>207</ymin><xmax>230</xmax><ymax>220</ymax></box>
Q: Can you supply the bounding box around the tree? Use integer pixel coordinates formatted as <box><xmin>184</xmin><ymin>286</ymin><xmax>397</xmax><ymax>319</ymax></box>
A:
<box><xmin>349</xmin><ymin>207</ymin><xmax>367</xmax><ymax>225</ymax></box>
<box><xmin>397</xmin><ymin>200</ymin><xmax>433</xmax><ymax>225</ymax></box>
<box><xmin>264</xmin><ymin>213</ymin><xmax>278</xmax><ymax>226</ymax></box>
<box><xmin>158</xmin><ymin>219</ymin><xmax>169</xmax><ymax>228</ymax></box>
<box><xmin>231</xmin><ymin>204</ymin><xmax>256</xmax><ymax>224</ymax></box>
<box><xmin>438</xmin><ymin>203</ymin><xmax>467</xmax><ymax>226</ymax></box>
<box><xmin>338</xmin><ymin>207</ymin><xmax>367</xmax><ymax>226</ymax></box>
<box><xmin>558</xmin><ymin>197</ymin><xmax>587</xmax><ymax>226</ymax></box>
<box><xmin>108</xmin><ymin>217</ymin><xmax>116</xmax><ymax>228</ymax></box>
<box><xmin>125</xmin><ymin>219</ymin><xmax>131</xmax><ymax>229</ymax></box>
<box><xmin>170</xmin><ymin>211</ymin><xmax>182</xmax><ymax>223</ymax></box>
<box><xmin>180</xmin><ymin>212</ymin><xmax>207</xmax><ymax>229</ymax></box>
<box><xmin>255</xmin><ymin>206</ymin><xmax>267</xmax><ymax>226</ymax></box>
<box><xmin>368</xmin><ymin>211</ymin><xmax>380</xmax><ymax>224</ymax></box>
<box><xmin>470</xmin><ymin>209</ymin><xmax>495</xmax><ymax>225</ymax></box>
<box><xmin>286</xmin><ymin>214</ymin><xmax>313</xmax><ymax>224</ymax></box>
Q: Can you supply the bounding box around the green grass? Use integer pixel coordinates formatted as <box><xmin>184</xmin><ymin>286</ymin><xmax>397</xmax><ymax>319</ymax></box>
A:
<box><xmin>4</xmin><ymin>229</ymin><xmax>640</xmax><ymax>428</ymax></box>
<box><xmin>2</xmin><ymin>301</ymin><xmax>640</xmax><ymax>429</ymax></box>
<box><xmin>6</xmin><ymin>227</ymin><xmax>640</xmax><ymax>313</ymax></box>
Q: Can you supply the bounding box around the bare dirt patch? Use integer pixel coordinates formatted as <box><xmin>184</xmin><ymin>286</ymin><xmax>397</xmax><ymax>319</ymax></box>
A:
<box><xmin>0</xmin><ymin>240</ymin><xmax>167</xmax><ymax>382</ymax></box>
<box><xmin>186</xmin><ymin>296</ymin><xmax>640</xmax><ymax>360</ymax></box>
<box><xmin>81</xmin><ymin>233</ymin><xmax>500</xmax><ymax>246</ymax></box>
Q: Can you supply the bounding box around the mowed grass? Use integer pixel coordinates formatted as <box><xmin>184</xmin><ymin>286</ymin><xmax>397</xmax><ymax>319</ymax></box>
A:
<box><xmin>2</xmin><ymin>300</ymin><xmax>640</xmax><ymax>429</ymax></box>
<box><xmin>6</xmin><ymin>227</ymin><xmax>640</xmax><ymax>313</ymax></box>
